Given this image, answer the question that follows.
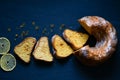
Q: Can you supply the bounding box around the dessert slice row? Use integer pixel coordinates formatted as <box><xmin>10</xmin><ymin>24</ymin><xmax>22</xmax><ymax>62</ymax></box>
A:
<box><xmin>14</xmin><ymin>29</ymin><xmax>89</xmax><ymax>63</ymax></box>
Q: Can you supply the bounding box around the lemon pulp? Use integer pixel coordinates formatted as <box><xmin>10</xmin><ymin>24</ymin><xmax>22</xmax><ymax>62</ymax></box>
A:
<box><xmin>0</xmin><ymin>53</ymin><xmax>16</xmax><ymax>71</ymax></box>
<box><xmin>0</xmin><ymin>37</ymin><xmax>10</xmax><ymax>55</ymax></box>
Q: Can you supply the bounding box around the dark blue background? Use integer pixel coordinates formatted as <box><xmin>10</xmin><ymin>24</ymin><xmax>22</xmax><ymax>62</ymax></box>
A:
<box><xmin>0</xmin><ymin>0</ymin><xmax>120</xmax><ymax>80</ymax></box>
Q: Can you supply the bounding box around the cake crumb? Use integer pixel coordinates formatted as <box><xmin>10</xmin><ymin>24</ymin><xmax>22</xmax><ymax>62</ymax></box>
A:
<box><xmin>21</xmin><ymin>31</ymin><xmax>29</xmax><ymax>37</ymax></box>
<box><xmin>50</xmin><ymin>24</ymin><xmax>55</xmax><ymax>28</ymax></box>
<box><xmin>32</xmin><ymin>21</ymin><xmax>35</xmax><ymax>25</ymax></box>
<box><xmin>35</xmin><ymin>26</ymin><xmax>39</xmax><ymax>30</ymax></box>
<box><xmin>42</xmin><ymin>28</ymin><xmax>47</xmax><ymax>34</ymax></box>
<box><xmin>14</xmin><ymin>38</ymin><xmax>17</xmax><ymax>41</ymax></box>
<box><xmin>50</xmin><ymin>29</ymin><xmax>53</xmax><ymax>32</ymax></box>
<box><xmin>59</xmin><ymin>24</ymin><xmax>65</xmax><ymax>30</ymax></box>
<box><xmin>15</xmin><ymin>34</ymin><xmax>18</xmax><ymax>38</ymax></box>
<box><xmin>7</xmin><ymin>28</ymin><xmax>11</xmax><ymax>32</ymax></box>
<box><xmin>20</xmin><ymin>23</ymin><xmax>26</xmax><ymax>28</ymax></box>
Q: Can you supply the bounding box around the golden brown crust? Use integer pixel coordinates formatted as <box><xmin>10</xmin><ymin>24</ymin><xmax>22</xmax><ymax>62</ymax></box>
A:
<box><xmin>52</xmin><ymin>34</ymin><xmax>73</xmax><ymax>59</ymax></box>
<box><xmin>14</xmin><ymin>37</ymin><xmax>36</xmax><ymax>63</ymax></box>
<box><xmin>63</xmin><ymin>29</ymin><xmax>89</xmax><ymax>50</ymax></box>
<box><xmin>33</xmin><ymin>37</ymin><xmax>53</xmax><ymax>62</ymax></box>
<box><xmin>74</xmin><ymin>16</ymin><xmax>118</xmax><ymax>66</ymax></box>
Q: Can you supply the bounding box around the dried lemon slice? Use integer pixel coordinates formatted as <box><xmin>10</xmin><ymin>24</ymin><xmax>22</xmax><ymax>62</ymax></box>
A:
<box><xmin>0</xmin><ymin>53</ymin><xmax>16</xmax><ymax>71</ymax></box>
<box><xmin>0</xmin><ymin>37</ymin><xmax>10</xmax><ymax>55</ymax></box>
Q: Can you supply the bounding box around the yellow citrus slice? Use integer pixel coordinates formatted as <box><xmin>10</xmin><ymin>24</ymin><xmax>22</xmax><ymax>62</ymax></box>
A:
<box><xmin>0</xmin><ymin>37</ymin><xmax>10</xmax><ymax>55</ymax></box>
<box><xmin>0</xmin><ymin>53</ymin><xmax>16</xmax><ymax>71</ymax></box>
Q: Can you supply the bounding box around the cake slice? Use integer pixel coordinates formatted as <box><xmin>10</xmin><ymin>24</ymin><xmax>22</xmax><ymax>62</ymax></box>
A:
<box><xmin>52</xmin><ymin>35</ymin><xmax>73</xmax><ymax>59</ymax></box>
<box><xmin>63</xmin><ymin>29</ymin><xmax>89</xmax><ymax>50</ymax></box>
<box><xmin>33</xmin><ymin>37</ymin><xmax>53</xmax><ymax>62</ymax></box>
<box><xmin>14</xmin><ymin>37</ymin><xmax>36</xmax><ymax>63</ymax></box>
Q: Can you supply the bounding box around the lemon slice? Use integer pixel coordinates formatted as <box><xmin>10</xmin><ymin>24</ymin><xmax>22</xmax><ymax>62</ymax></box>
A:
<box><xmin>0</xmin><ymin>37</ymin><xmax>10</xmax><ymax>55</ymax></box>
<box><xmin>0</xmin><ymin>53</ymin><xmax>16</xmax><ymax>71</ymax></box>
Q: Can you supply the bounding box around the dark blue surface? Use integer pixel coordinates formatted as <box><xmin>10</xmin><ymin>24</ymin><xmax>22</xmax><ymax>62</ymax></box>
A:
<box><xmin>0</xmin><ymin>0</ymin><xmax>120</xmax><ymax>80</ymax></box>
